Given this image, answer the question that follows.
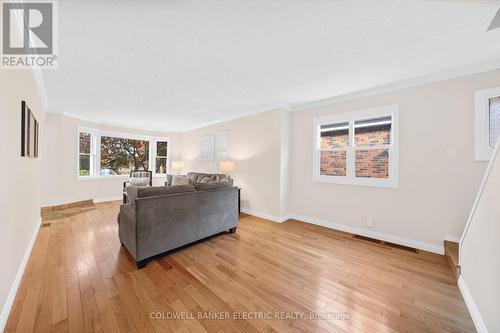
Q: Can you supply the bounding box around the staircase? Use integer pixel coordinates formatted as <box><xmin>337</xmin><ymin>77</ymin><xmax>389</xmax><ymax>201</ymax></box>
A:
<box><xmin>455</xmin><ymin>137</ymin><xmax>500</xmax><ymax>332</ymax></box>
<box><xmin>444</xmin><ymin>240</ymin><xmax>460</xmax><ymax>280</ymax></box>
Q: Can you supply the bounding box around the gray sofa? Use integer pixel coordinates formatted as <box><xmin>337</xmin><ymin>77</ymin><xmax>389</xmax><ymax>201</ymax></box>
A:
<box><xmin>118</xmin><ymin>183</ymin><xmax>239</xmax><ymax>269</ymax></box>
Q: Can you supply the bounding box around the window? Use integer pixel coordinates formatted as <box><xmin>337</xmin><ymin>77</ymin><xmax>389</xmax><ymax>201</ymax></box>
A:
<box><xmin>100</xmin><ymin>136</ymin><xmax>150</xmax><ymax>176</ymax></box>
<box><xmin>313</xmin><ymin>105</ymin><xmax>399</xmax><ymax>188</ymax></box>
<box><xmin>78</xmin><ymin>132</ymin><xmax>92</xmax><ymax>176</ymax></box>
<box><xmin>489</xmin><ymin>96</ymin><xmax>500</xmax><ymax>149</ymax></box>
<box><xmin>155</xmin><ymin>141</ymin><xmax>168</xmax><ymax>174</ymax></box>
<box><xmin>475</xmin><ymin>87</ymin><xmax>500</xmax><ymax>161</ymax></box>
<box><xmin>77</xmin><ymin>127</ymin><xmax>169</xmax><ymax>178</ymax></box>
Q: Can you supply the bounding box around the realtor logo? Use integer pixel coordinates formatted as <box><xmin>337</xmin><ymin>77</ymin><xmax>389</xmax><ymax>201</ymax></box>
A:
<box><xmin>1</xmin><ymin>1</ymin><xmax>57</xmax><ymax>68</ymax></box>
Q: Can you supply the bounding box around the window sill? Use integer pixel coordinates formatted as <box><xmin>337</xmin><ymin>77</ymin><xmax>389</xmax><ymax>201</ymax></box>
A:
<box><xmin>153</xmin><ymin>174</ymin><xmax>167</xmax><ymax>178</ymax></box>
<box><xmin>77</xmin><ymin>175</ymin><xmax>129</xmax><ymax>181</ymax></box>
<box><xmin>313</xmin><ymin>175</ymin><xmax>398</xmax><ymax>188</ymax></box>
<box><xmin>77</xmin><ymin>174</ymin><xmax>168</xmax><ymax>181</ymax></box>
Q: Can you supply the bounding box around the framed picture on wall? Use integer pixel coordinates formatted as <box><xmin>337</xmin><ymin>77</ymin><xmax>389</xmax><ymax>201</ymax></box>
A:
<box><xmin>200</xmin><ymin>134</ymin><xmax>215</xmax><ymax>160</ymax></box>
<box><xmin>215</xmin><ymin>131</ymin><xmax>227</xmax><ymax>161</ymax></box>
<box><xmin>21</xmin><ymin>100</ymin><xmax>39</xmax><ymax>158</ymax></box>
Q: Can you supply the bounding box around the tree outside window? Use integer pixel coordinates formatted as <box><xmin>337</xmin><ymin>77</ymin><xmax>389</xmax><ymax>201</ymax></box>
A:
<box><xmin>100</xmin><ymin>136</ymin><xmax>150</xmax><ymax>175</ymax></box>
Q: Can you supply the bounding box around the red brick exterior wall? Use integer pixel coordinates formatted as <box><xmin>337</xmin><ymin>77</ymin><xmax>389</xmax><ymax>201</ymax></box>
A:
<box><xmin>354</xmin><ymin>125</ymin><xmax>391</xmax><ymax>146</ymax></box>
<box><xmin>355</xmin><ymin>150</ymin><xmax>389</xmax><ymax>178</ymax></box>
<box><xmin>320</xmin><ymin>125</ymin><xmax>390</xmax><ymax>178</ymax></box>
<box><xmin>320</xmin><ymin>151</ymin><xmax>346</xmax><ymax>176</ymax></box>
<box><xmin>321</xmin><ymin>129</ymin><xmax>348</xmax><ymax>148</ymax></box>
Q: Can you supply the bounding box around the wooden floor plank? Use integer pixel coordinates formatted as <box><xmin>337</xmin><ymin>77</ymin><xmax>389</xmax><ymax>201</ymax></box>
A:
<box><xmin>5</xmin><ymin>201</ymin><xmax>475</xmax><ymax>333</ymax></box>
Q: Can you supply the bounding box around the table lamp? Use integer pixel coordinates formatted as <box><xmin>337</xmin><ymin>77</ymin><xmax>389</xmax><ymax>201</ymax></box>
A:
<box><xmin>172</xmin><ymin>161</ymin><xmax>184</xmax><ymax>175</ymax></box>
<box><xmin>219</xmin><ymin>160</ymin><xmax>235</xmax><ymax>179</ymax></box>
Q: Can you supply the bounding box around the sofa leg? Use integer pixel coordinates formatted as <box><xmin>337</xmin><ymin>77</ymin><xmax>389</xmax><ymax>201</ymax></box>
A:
<box><xmin>136</xmin><ymin>260</ymin><xmax>147</xmax><ymax>269</ymax></box>
<box><xmin>229</xmin><ymin>227</ymin><xmax>237</xmax><ymax>234</ymax></box>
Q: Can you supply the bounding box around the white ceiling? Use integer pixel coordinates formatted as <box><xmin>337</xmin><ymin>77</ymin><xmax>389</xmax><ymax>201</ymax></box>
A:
<box><xmin>42</xmin><ymin>0</ymin><xmax>500</xmax><ymax>132</ymax></box>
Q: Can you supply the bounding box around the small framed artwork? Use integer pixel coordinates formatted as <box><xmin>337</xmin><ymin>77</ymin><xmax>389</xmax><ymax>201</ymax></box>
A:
<box><xmin>21</xmin><ymin>100</ymin><xmax>39</xmax><ymax>158</ymax></box>
<box><xmin>200</xmin><ymin>134</ymin><xmax>215</xmax><ymax>160</ymax></box>
<box><xmin>215</xmin><ymin>131</ymin><xmax>228</xmax><ymax>161</ymax></box>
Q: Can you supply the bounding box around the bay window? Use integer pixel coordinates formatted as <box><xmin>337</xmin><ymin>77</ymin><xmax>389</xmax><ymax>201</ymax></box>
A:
<box><xmin>78</xmin><ymin>127</ymin><xmax>169</xmax><ymax>178</ymax></box>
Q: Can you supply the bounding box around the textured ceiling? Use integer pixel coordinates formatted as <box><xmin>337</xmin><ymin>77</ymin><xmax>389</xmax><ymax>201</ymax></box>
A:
<box><xmin>41</xmin><ymin>0</ymin><xmax>500</xmax><ymax>131</ymax></box>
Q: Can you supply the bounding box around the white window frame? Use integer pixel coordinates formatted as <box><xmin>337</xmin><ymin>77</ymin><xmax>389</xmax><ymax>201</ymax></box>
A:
<box><xmin>475</xmin><ymin>86</ymin><xmax>500</xmax><ymax>161</ymax></box>
<box><xmin>151</xmin><ymin>138</ymin><xmax>169</xmax><ymax>176</ymax></box>
<box><xmin>312</xmin><ymin>104</ymin><xmax>399</xmax><ymax>188</ymax></box>
<box><xmin>77</xmin><ymin>129</ymin><xmax>96</xmax><ymax>177</ymax></box>
<box><xmin>77</xmin><ymin>127</ymin><xmax>170</xmax><ymax>180</ymax></box>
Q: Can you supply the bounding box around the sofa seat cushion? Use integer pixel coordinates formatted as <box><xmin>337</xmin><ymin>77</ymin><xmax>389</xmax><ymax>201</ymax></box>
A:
<box><xmin>138</xmin><ymin>185</ymin><xmax>195</xmax><ymax>198</ymax></box>
<box><xmin>195</xmin><ymin>182</ymin><xmax>233</xmax><ymax>191</ymax></box>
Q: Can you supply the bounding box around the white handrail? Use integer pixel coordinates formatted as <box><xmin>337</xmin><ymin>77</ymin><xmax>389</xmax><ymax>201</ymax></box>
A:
<box><xmin>459</xmin><ymin>136</ymin><xmax>500</xmax><ymax>266</ymax></box>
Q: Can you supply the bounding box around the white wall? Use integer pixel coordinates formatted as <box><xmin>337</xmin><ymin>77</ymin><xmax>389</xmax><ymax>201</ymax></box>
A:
<box><xmin>40</xmin><ymin>69</ymin><xmax>500</xmax><ymax>250</ymax></box>
<box><xmin>181</xmin><ymin>109</ymin><xmax>287</xmax><ymax>219</ymax></box>
<box><xmin>41</xmin><ymin>113</ymin><xmax>182</xmax><ymax>206</ymax></box>
<box><xmin>460</xmin><ymin>141</ymin><xmax>500</xmax><ymax>333</ymax></box>
<box><xmin>289</xmin><ymin>69</ymin><xmax>500</xmax><ymax>249</ymax></box>
<box><xmin>0</xmin><ymin>69</ymin><xmax>44</xmax><ymax>329</ymax></box>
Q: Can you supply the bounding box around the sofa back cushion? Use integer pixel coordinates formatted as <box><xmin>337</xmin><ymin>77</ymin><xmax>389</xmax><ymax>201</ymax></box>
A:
<box><xmin>195</xmin><ymin>182</ymin><xmax>234</xmax><ymax>191</ymax></box>
<box><xmin>126</xmin><ymin>185</ymin><xmax>149</xmax><ymax>203</ymax></box>
<box><xmin>137</xmin><ymin>185</ymin><xmax>195</xmax><ymax>198</ymax></box>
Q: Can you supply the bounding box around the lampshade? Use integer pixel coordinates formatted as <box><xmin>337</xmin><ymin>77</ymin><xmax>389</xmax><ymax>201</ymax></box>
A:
<box><xmin>172</xmin><ymin>161</ymin><xmax>184</xmax><ymax>170</ymax></box>
<box><xmin>219</xmin><ymin>160</ymin><xmax>235</xmax><ymax>173</ymax></box>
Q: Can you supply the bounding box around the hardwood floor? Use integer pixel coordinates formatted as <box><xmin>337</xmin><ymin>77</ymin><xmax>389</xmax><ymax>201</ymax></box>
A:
<box><xmin>6</xmin><ymin>202</ymin><xmax>475</xmax><ymax>333</ymax></box>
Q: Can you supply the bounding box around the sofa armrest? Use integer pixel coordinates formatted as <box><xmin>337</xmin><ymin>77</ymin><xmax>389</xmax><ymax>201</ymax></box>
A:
<box><xmin>118</xmin><ymin>204</ymin><xmax>138</xmax><ymax>259</ymax></box>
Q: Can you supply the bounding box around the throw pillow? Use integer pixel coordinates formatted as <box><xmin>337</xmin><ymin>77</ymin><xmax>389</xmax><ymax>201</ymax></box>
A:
<box><xmin>199</xmin><ymin>175</ymin><xmax>220</xmax><ymax>183</ymax></box>
<box><xmin>129</xmin><ymin>177</ymin><xmax>150</xmax><ymax>186</ymax></box>
<box><xmin>172</xmin><ymin>175</ymin><xmax>190</xmax><ymax>186</ymax></box>
<box><xmin>218</xmin><ymin>174</ymin><xmax>232</xmax><ymax>183</ymax></box>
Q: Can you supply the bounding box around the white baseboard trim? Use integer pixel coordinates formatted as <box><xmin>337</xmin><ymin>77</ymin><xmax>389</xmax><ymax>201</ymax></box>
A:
<box><xmin>288</xmin><ymin>214</ymin><xmax>444</xmax><ymax>255</ymax></box>
<box><xmin>458</xmin><ymin>275</ymin><xmax>488</xmax><ymax>333</ymax></box>
<box><xmin>94</xmin><ymin>196</ymin><xmax>122</xmax><ymax>203</ymax></box>
<box><xmin>240</xmin><ymin>208</ymin><xmax>290</xmax><ymax>223</ymax></box>
<box><xmin>444</xmin><ymin>234</ymin><xmax>462</xmax><ymax>243</ymax></box>
<box><xmin>0</xmin><ymin>217</ymin><xmax>41</xmax><ymax>332</ymax></box>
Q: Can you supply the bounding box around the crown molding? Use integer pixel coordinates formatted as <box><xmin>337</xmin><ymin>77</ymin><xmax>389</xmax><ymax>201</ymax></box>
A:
<box><xmin>180</xmin><ymin>105</ymin><xmax>289</xmax><ymax>133</ymax></box>
<box><xmin>289</xmin><ymin>59</ymin><xmax>500</xmax><ymax>112</ymax></box>
<box><xmin>54</xmin><ymin>111</ymin><xmax>173</xmax><ymax>133</ymax></box>
<box><xmin>47</xmin><ymin>104</ymin><xmax>289</xmax><ymax>134</ymax></box>
<box><xmin>44</xmin><ymin>59</ymin><xmax>500</xmax><ymax>132</ymax></box>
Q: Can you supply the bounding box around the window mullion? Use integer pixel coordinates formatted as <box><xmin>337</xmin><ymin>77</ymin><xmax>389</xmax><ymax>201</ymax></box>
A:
<box><xmin>353</xmin><ymin>144</ymin><xmax>390</xmax><ymax>151</ymax></box>
<box><xmin>150</xmin><ymin>139</ymin><xmax>156</xmax><ymax>174</ymax></box>
<box><xmin>319</xmin><ymin>147</ymin><xmax>346</xmax><ymax>152</ymax></box>
<box><xmin>93</xmin><ymin>134</ymin><xmax>100</xmax><ymax>177</ymax></box>
<box><xmin>347</xmin><ymin>121</ymin><xmax>355</xmax><ymax>179</ymax></box>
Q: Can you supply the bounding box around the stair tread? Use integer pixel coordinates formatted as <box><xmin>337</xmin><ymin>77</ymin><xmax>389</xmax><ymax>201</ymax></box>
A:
<box><xmin>444</xmin><ymin>241</ymin><xmax>459</xmax><ymax>267</ymax></box>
